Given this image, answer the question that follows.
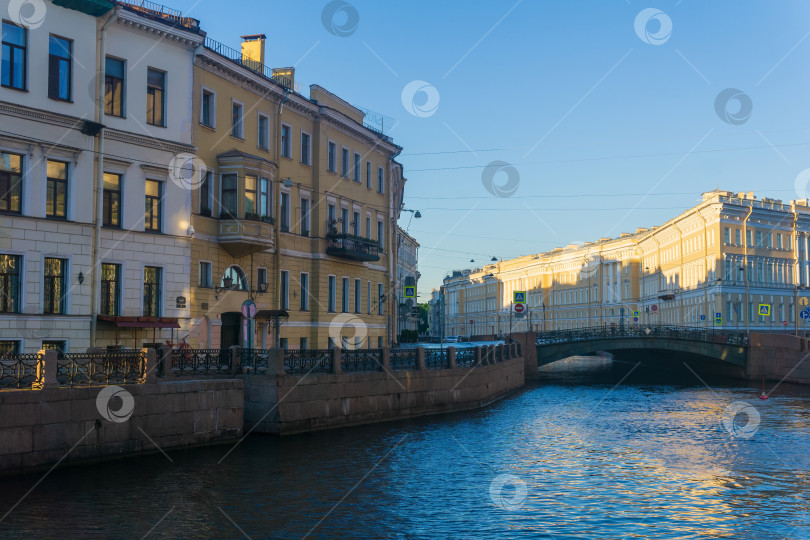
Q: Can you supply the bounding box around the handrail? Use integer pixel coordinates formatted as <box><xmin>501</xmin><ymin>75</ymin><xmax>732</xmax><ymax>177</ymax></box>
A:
<box><xmin>536</xmin><ymin>325</ymin><xmax>749</xmax><ymax>346</ymax></box>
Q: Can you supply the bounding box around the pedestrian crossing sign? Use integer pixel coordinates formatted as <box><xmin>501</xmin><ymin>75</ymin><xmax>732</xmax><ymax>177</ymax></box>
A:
<box><xmin>513</xmin><ymin>291</ymin><xmax>526</xmax><ymax>303</ymax></box>
<box><xmin>404</xmin><ymin>286</ymin><xmax>416</xmax><ymax>298</ymax></box>
<box><xmin>633</xmin><ymin>310</ymin><xmax>639</xmax><ymax>317</ymax></box>
<box><xmin>714</xmin><ymin>317</ymin><xmax>722</xmax><ymax>325</ymax></box>
<box><xmin>758</xmin><ymin>304</ymin><xmax>771</xmax><ymax>316</ymax></box>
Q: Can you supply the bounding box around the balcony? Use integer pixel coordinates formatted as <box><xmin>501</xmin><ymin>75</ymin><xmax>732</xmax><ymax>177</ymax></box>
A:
<box><xmin>326</xmin><ymin>234</ymin><xmax>381</xmax><ymax>262</ymax></box>
<box><xmin>218</xmin><ymin>217</ymin><xmax>274</xmax><ymax>257</ymax></box>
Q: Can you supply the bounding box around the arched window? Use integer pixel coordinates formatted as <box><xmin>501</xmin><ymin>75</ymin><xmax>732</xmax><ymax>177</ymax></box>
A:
<box><xmin>222</xmin><ymin>265</ymin><xmax>248</xmax><ymax>290</ymax></box>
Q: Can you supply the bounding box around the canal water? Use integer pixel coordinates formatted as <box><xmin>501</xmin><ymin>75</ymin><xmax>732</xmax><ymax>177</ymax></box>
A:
<box><xmin>1</xmin><ymin>358</ymin><xmax>809</xmax><ymax>539</ymax></box>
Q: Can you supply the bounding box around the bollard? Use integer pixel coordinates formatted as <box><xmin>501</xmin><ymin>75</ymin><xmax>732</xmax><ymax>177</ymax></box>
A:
<box><xmin>381</xmin><ymin>348</ymin><xmax>390</xmax><ymax>371</ymax></box>
<box><xmin>416</xmin><ymin>347</ymin><xmax>426</xmax><ymax>370</ymax></box>
<box><xmin>230</xmin><ymin>345</ymin><xmax>241</xmax><ymax>376</ymax></box>
<box><xmin>142</xmin><ymin>348</ymin><xmax>158</xmax><ymax>383</ymax></box>
<box><xmin>268</xmin><ymin>348</ymin><xmax>286</xmax><ymax>377</ymax></box>
<box><xmin>447</xmin><ymin>346</ymin><xmax>457</xmax><ymax>369</ymax></box>
<box><xmin>332</xmin><ymin>348</ymin><xmax>342</xmax><ymax>374</ymax></box>
<box><xmin>36</xmin><ymin>349</ymin><xmax>58</xmax><ymax>389</ymax></box>
<box><xmin>158</xmin><ymin>345</ymin><xmax>171</xmax><ymax>377</ymax></box>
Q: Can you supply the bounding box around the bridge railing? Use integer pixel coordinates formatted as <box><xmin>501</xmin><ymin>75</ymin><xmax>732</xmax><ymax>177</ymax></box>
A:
<box><xmin>536</xmin><ymin>325</ymin><xmax>749</xmax><ymax>347</ymax></box>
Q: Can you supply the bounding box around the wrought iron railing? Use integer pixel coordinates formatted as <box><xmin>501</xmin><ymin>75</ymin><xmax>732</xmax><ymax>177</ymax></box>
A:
<box><xmin>116</xmin><ymin>0</ymin><xmax>201</xmax><ymax>32</ymax></box>
<box><xmin>389</xmin><ymin>349</ymin><xmax>417</xmax><ymax>371</ymax></box>
<box><xmin>203</xmin><ymin>37</ymin><xmax>292</xmax><ymax>88</ymax></box>
<box><xmin>341</xmin><ymin>349</ymin><xmax>383</xmax><ymax>373</ymax></box>
<box><xmin>170</xmin><ymin>348</ymin><xmax>230</xmax><ymax>376</ymax></box>
<box><xmin>535</xmin><ymin>325</ymin><xmax>750</xmax><ymax>347</ymax></box>
<box><xmin>240</xmin><ymin>349</ymin><xmax>269</xmax><ymax>374</ymax></box>
<box><xmin>57</xmin><ymin>351</ymin><xmax>145</xmax><ymax>387</ymax></box>
<box><xmin>325</xmin><ymin>233</ymin><xmax>382</xmax><ymax>260</ymax></box>
<box><xmin>284</xmin><ymin>349</ymin><xmax>332</xmax><ymax>375</ymax></box>
<box><xmin>425</xmin><ymin>349</ymin><xmax>448</xmax><ymax>370</ymax></box>
<box><xmin>0</xmin><ymin>353</ymin><xmax>42</xmax><ymax>389</ymax></box>
<box><xmin>455</xmin><ymin>348</ymin><xmax>477</xmax><ymax>368</ymax></box>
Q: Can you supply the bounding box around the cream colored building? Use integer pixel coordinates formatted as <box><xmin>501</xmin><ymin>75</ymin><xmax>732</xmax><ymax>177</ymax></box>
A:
<box><xmin>187</xmin><ymin>34</ymin><xmax>405</xmax><ymax>350</ymax></box>
<box><xmin>444</xmin><ymin>190</ymin><xmax>810</xmax><ymax>336</ymax></box>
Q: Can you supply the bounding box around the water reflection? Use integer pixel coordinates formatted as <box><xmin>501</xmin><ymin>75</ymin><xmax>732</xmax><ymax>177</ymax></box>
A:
<box><xmin>0</xmin><ymin>360</ymin><xmax>809</xmax><ymax>539</ymax></box>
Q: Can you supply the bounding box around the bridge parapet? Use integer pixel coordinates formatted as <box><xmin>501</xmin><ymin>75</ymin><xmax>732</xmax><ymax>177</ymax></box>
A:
<box><xmin>536</xmin><ymin>326</ymin><xmax>749</xmax><ymax>347</ymax></box>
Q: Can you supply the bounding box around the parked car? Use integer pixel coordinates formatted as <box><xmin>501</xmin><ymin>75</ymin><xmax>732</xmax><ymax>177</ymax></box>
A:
<box><xmin>443</xmin><ymin>336</ymin><xmax>459</xmax><ymax>343</ymax></box>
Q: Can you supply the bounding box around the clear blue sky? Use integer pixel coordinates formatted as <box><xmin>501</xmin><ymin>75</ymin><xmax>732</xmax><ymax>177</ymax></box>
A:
<box><xmin>169</xmin><ymin>0</ymin><xmax>810</xmax><ymax>298</ymax></box>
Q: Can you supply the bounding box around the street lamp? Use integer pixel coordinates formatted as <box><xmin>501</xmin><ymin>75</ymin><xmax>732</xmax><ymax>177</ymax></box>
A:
<box><xmin>400</xmin><ymin>208</ymin><xmax>422</xmax><ymax>232</ymax></box>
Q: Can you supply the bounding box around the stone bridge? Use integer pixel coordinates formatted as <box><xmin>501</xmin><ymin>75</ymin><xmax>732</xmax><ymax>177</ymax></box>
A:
<box><xmin>534</xmin><ymin>326</ymin><xmax>749</xmax><ymax>369</ymax></box>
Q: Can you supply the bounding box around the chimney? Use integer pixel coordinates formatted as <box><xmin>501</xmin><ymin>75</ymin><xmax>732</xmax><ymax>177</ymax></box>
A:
<box><xmin>240</xmin><ymin>34</ymin><xmax>266</xmax><ymax>73</ymax></box>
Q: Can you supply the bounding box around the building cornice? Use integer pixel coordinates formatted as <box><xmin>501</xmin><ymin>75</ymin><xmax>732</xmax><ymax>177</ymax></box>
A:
<box><xmin>0</xmin><ymin>101</ymin><xmax>89</xmax><ymax>135</ymax></box>
<box><xmin>115</xmin><ymin>9</ymin><xmax>204</xmax><ymax>50</ymax></box>
<box><xmin>105</xmin><ymin>129</ymin><xmax>195</xmax><ymax>155</ymax></box>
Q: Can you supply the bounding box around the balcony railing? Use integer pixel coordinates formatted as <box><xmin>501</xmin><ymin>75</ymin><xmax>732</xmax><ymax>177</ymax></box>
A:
<box><xmin>326</xmin><ymin>233</ymin><xmax>382</xmax><ymax>262</ymax></box>
<box><xmin>204</xmin><ymin>36</ymin><xmax>292</xmax><ymax>89</ymax></box>
<box><xmin>218</xmin><ymin>217</ymin><xmax>275</xmax><ymax>257</ymax></box>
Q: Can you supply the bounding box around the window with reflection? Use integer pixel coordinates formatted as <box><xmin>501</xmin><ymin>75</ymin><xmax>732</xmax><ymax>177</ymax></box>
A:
<box><xmin>0</xmin><ymin>254</ymin><xmax>21</xmax><ymax>313</ymax></box>
<box><xmin>43</xmin><ymin>258</ymin><xmax>66</xmax><ymax>314</ymax></box>
<box><xmin>101</xmin><ymin>263</ymin><xmax>120</xmax><ymax>316</ymax></box>
<box><xmin>222</xmin><ymin>265</ymin><xmax>247</xmax><ymax>290</ymax></box>
<box><xmin>245</xmin><ymin>175</ymin><xmax>257</xmax><ymax>215</ymax></box>
<box><xmin>103</xmin><ymin>173</ymin><xmax>121</xmax><ymax>227</ymax></box>
<box><xmin>46</xmin><ymin>160</ymin><xmax>67</xmax><ymax>219</ymax></box>
<box><xmin>143</xmin><ymin>266</ymin><xmax>161</xmax><ymax>317</ymax></box>
<box><xmin>0</xmin><ymin>152</ymin><xmax>22</xmax><ymax>214</ymax></box>
<box><xmin>221</xmin><ymin>174</ymin><xmax>237</xmax><ymax>217</ymax></box>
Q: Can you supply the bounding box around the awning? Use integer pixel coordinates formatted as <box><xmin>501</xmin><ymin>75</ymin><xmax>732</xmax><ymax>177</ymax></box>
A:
<box><xmin>255</xmin><ymin>309</ymin><xmax>289</xmax><ymax>320</ymax></box>
<box><xmin>97</xmin><ymin>315</ymin><xmax>180</xmax><ymax>329</ymax></box>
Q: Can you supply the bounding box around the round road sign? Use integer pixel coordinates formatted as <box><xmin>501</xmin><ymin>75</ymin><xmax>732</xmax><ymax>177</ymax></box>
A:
<box><xmin>514</xmin><ymin>303</ymin><xmax>525</xmax><ymax>313</ymax></box>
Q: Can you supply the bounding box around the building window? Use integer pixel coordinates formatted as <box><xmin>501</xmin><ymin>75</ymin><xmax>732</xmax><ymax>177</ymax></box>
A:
<box><xmin>378</xmin><ymin>283</ymin><xmax>384</xmax><ymax>315</ymax></box>
<box><xmin>199</xmin><ymin>261</ymin><xmax>212</xmax><ymax>288</ymax></box>
<box><xmin>260</xmin><ymin>178</ymin><xmax>271</xmax><ymax>218</ymax></box>
<box><xmin>777</xmin><ymin>234</ymin><xmax>783</xmax><ymax>250</ymax></box>
<box><xmin>746</xmin><ymin>230</ymin><xmax>752</xmax><ymax>247</ymax></box>
<box><xmin>765</xmin><ymin>233</ymin><xmax>772</xmax><ymax>249</ymax></box>
<box><xmin>735</xmin><ymin>229</ymin><xmax>741</xmax><ymax>246</ymax></box>
<box><xmin>341</xmin><ymin>208</ymin><xmax>349</xmax><ymax>234</ymax></box>
<box><xmin>280</xmin><ymin>270</ymin><xmax>289</xmax><ymax>310</ymax></box>
<box><xmin>42</xmin><ymin>340</ymin><xmax>66</xmax><ymax>355</ymax></box>
<box><xmin>281</xmin><ymin>124</ymin><xmax>291</xmax><ymax>158</ymax></box>
<box><xmin>352</xmin><ymin>211</ymin><xmax>359</xmax><ymax>236</ymax></box>
<box><xmin>353</xmin><ymin>152</ymin><xmax>361</xmax><ymax>182</ymax></box>
<box><xmin>199</xmin><ymin>171</ymin><xmax>211</xmax><ymax>215</ymax></box>
<box><xmin>341</xmin><ymin>147</ymin><xmax>349</xmax><ymax>178</ymax></box>
<box><xmin>280</xmin><ymin>338</ymin><xmax>288</xmax><ymax>350</ymax></box>
<box><xmin>299</xmin><ymin>337</ymin><xmax>308</xmax><ymax>350</ymax></box>
<box><xmin>222</xmin><ymin>265</ymin><xmax>248</xmax><ymax>290</ymax></box>
<box><xmin>724</xmin><ymin>227</ymin><xmax>730</xmax><ymax>245</ymax></box>
<box><xmin>143</xmin><ymin>266</ymin><xmax>161</xmax><ymax>317</ymax></box>
<box><xmin>146</xmin><ymin>68</ymin><xmax>165</xmax><ymax>127</ymax></box>
<box><xmin>301</xmin><ymin>198</ymin><xmax>310</xmax><ymax>236</ymax></box>
<box><xmin>231</xmin><ymin>101</ymin><xmax>243</xmax><ymax>138</ymax></box>
<box><xmin>104</xmin><ymin>57</ymin><xmax>124</xmax><ymax>117</ymax></box>
<box><xmin>48</xmin><ymin>35</ymin><xmax>71</xmax><ymax>100</ymax></box>
<box><xmin>0</xmin><ymin>254</ymin><xmax>21</xmax><ymax>313</ymax></box>
<box><xmin>102</xmin><ymin>173</ymin><xmax>121</xmax><ymax>227</ymax></box>
<box><xmin>1</xmin><ymin>22</ymin><xmax>26</xmax><ymax>90</ymax></box>
<box><xmin>756</xmin><ymin>231</ymin><xmax>762</xmax><ymax>247</ymax></box>
<box><xmin>257</xmin><ymin>267</ymin><xmax>267</xmax><ymax>290</ymax></box>
<box><xmin>327</xmin><ymin>204</ymin><xmax>337</xmax><ymax>233</ymax></box>
<box><xmin>378</xmin><ymin>336</ymin><xmax>384</xmax><ymax>348</ymax></box>
<box><xmin>328</xmin><ymin>275</ymin><xmax>336</xmax><ymax>312</ymax></box>
<box><xmin>280</xmin><ymin>192</ymin><xmax>290</xmax><ymax>232</ymax></box>
<box><xmin>300</xmin><ymin>272</ymin><xmax>309</xmax><ymax>311</ymax></box>
<box><xmin>200</xmin><ymin>88</ymin><xmax>215</xmax><ymax>127</ymax></box>
<box><xmin>0</xmin><ymin>341</ymin><xmax>19</xmax><ymax>355</ymax></box>
<box><xmin>100</xmin><ymin>263</ymin><xmax>120</xmax><ymax>316</ymax></box>
<box><xmin>0</xmin><ymin>152</ymin><xmax>22</xmax><ymax>214</ymax></box>
<box><xmin>366</xmin><ymin>161</ymin><xmax>371</xmax><ymax>189</ymax></box>
<box><xmin>257</xmin><ymin>113</ymin><xmax>269</xmax><ymax>150</ymax></box>
<box><xmin>43</xmin><ymin>258</ymin><xmax>67</xmax><ymax>315</ymax></box>
<box><xmin>377</xmin><ymin>220</ymin><xmax>384</xmax><ymax>246</ymax></box>
<box><xmin>327</xmin><ymin>141</ymin><xmax>337</xmax><ymax>172</ymax></box>
<box><xmin>144</xmin><ymin>180</ymin><xmax>162</xmax><ymax>232</ymax></box>
<box><xmin>221</xmin><ymin>174</ymin><xmax>237</xmax><ymax>217</ymax></box>
<box><xmin>377</xmin><ymin>166</ymin><xmax>384</xmax><ymax>193</ymax></box>
<box><xmin>301</xmin><ymin>132</ymin><xmax>311</xmax><ymax>165</ymax></box>
<box><xmin>245</xmin><ymin>175</ymin><xmax>257</xmax><ymax>216</ymax></box>
<box><xmin>342</xmin><ymin>277</ymin><xmax>349</xmax><ymax>313</ymax></box>
<box><xmin>366</xmin><ymin>217</ymin><xmax>371</xmax><ymax>238</ymax></box>
<box><xmin>354</xmin><ymin>278</ymin><xmax>361</xmax><ymax>313</ymax></box>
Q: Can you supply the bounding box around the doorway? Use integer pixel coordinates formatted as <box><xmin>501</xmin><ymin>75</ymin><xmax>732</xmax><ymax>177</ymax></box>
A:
<box><xmin>221</xmin><ymin>312</ymin><xmax>241</xmax><ymax>348</ymax></box>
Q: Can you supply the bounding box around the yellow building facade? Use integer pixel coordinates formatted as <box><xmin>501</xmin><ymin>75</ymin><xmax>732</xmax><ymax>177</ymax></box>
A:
<box><xmin>187</xmin><ymin>36</ymin><xmax>404</xmax><ymax>350</ymax></box>
<box><xmin>444</xmin><ymin>190</ymin><xmax>810</xmax><ymax>336</ymax></box>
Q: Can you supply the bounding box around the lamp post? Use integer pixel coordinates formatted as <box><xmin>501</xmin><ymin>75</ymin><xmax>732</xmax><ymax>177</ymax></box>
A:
<box><xmin>740</xmin><ymin>265</ymin><xmax>750</xmax><ymax>336</ymax></box>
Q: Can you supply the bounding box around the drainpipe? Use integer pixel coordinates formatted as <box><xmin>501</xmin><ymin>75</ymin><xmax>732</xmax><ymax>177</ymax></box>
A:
<box><xmin>743</xmin><ymin>202</ymin><xmax>753</xmax><ymax>335</ymax></box>
<box><xmin>90</xmin><ymin>7</ymin><xmax>120</xmax><ymax>347</ymax></box>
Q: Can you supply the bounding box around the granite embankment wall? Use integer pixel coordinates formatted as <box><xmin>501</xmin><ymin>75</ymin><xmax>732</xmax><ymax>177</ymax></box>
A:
<box><xmin>243</xmin><ymin>344</ymin><xmax>525</xmax><ymax>435</ymax></box>
<box><xmin>747</xmin><ymin>333</ymin><xmax>810</xmax><ymax>384</ymax></box>
<box><xmin>0</xmin><ymin>350</ymin><xmax>243</xmax><ymax>476</ymax></box>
